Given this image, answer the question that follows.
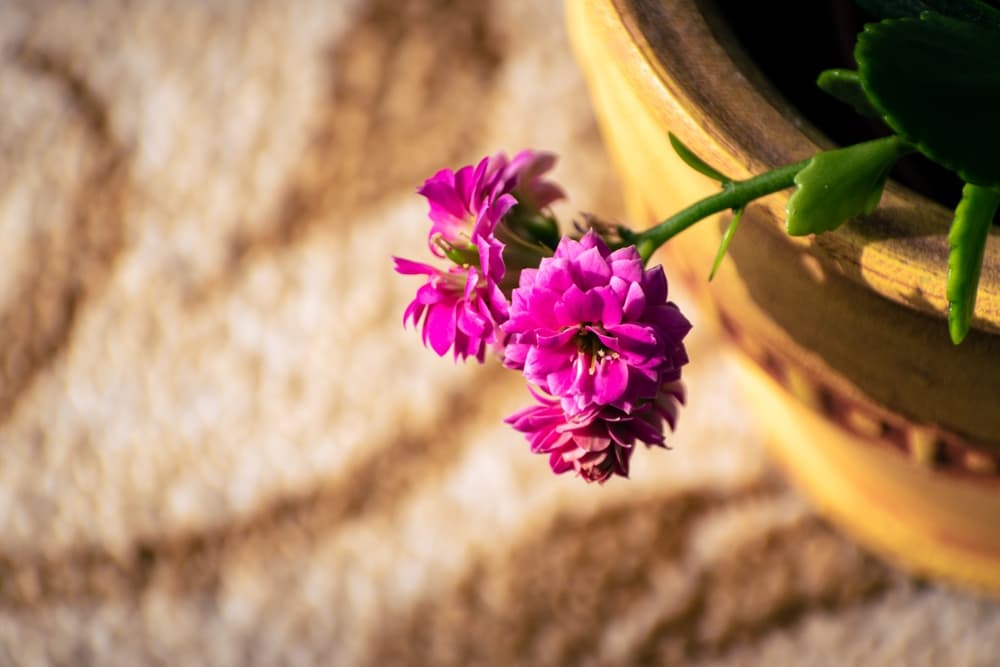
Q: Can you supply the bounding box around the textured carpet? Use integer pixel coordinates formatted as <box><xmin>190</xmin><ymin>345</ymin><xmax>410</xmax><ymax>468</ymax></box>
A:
<box><xmin>0</xmin><ymin>0</ymin><xmax>998</xmax><ymax>665</ymax></box>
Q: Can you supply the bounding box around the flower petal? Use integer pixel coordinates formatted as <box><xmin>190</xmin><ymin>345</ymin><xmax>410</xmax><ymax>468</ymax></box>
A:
<box><xmin>425</xmin><ymin>303</ymin><xmax>457</xmax><ymax>356</ymax></box>
<box><xmin>574</xmin><ymin>246</ymin><xmax>612</xmax><ymax>288</ymax></box>
<box><xmin>393</xmin><ymin>256</ymin><xmax>438</xmax><ymax>276</ymax></box>
<box><xmin>622</xmin><ymin>281</ymin><xmax>646</xmax><ymax>320</ymax></box>
<box><xmin>602</xmin><ymin>323</ymin><xmax>660</xmax><ymax>359</ymax></box>
<box><xmin>595</xmin><ymin>357</ymin><xmax>629</xmax><ymax>404</ymax></box>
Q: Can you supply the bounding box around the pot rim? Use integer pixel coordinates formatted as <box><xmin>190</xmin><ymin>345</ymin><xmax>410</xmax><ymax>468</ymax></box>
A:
<box><xmin>609</xmin><ymin>0</ymin><xmax>1000</xmax><ymax>335</ymax></box>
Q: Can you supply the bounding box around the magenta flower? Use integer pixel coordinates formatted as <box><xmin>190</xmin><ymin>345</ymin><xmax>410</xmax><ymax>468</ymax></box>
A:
<box><xmin>506</xmin><ymin>382</ymin><xmax>685</xmax><ymax>483</ymax></box>
<box><xmin>418</xmin><ymin>151</ymin><xmax>563</xmax><ymax>258</ymax></box>
<box><xmin>398</xmin><ymin>150</ymin><xmax>694</xmax><ymax>483</ymax></box>
<box><xmin>503</xmin><ymin>231</ymin><xmax>691</xmax><ymax>415</ymax></box>
<box><xmin>395</xmin><ymin>150</ymin><xmax>564</xmax><ymax>362</ymax></box>
<box><xmin>493</xmin><ymin>151</ymin><xmax>565</xmax><ymax>213</ymax></box>
<box><xmin>393</xmin><ymin>258</ymin><xmax>508</xmax><ymax>362</ymax></box>
<box><xmin>418</xmin><ymin>158</ymin><xmax>510</xmax><ymax>255</ymax></box>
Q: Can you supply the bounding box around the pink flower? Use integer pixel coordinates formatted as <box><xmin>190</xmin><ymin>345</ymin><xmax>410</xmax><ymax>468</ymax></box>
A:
<box><xmin>493</xmin><ymin>151</ymin><xmax>565</xmax><ymax>213</ymax></box>
<box><xmin>393</xmin><ymin>258</ymin><xmax>508</xmax><ymax>363</ymax></box>
<box><xmin>503</xmin><ymin>231</ymin><xmax>691</xmax><ymax>415</ymax></box>
<box><xmin>398</xmin><ymin>151</ymin><xmax>693</xmax><ymax>484</ymax></box>
<box><xmin>418</xmin><ymin>158</ymin><xmax>510</xmax><ymax>256</ymax></box>
<box><xmin>395</xmin><ymin>150</ymin><xmax>564</xmax><ymax>362</ymax></box>
<box><xmin>506</xmin><ymin>382</ymin><xmax>685</xmax><ymax>483</ymax></box>
<box><xmin>418</xmin><ymin>151</ymin><xmax>562</xmax><ymax>253</ymax></box>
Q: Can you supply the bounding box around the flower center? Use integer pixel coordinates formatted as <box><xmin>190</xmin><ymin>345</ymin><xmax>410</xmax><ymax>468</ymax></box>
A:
<box><xmin>430</xmin><ymin>269</ymin><xmax>469</xmax><ymax>297</ymax></box>
<box><xmin>433</xmin><ymin>234</ymin><xmax>480</xmax><ymax>268</ymax></box>
<box><xmin>574</xmin><ymin>326</ymin><xmax>619</xmax><ymax>373</ymax></box>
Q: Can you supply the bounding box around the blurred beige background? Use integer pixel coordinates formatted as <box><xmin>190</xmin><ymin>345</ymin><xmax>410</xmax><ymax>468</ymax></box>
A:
<box><xmin>0</xmin><ymin>0</ymin><xmax>998</xmax><ymax>664</ymax></box>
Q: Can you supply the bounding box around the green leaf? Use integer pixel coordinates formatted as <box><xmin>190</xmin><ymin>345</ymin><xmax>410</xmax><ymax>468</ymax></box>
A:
<box><xmin>442</xmin><ymin>244</ymin><xmax>479</xmax><ymax>267</ymax></box>
<box><xmin>709</xmin><ymin>207</ymin><xmax>743</xmax><ymax>281</ymax></box>
<box><xmin>786</xmin><ymin>136</ymin><xmax>905</xmax><ymax>236</ymax></box>
<box><xmin>857</xmin><ymin>13</ymin><xmax>1000</xmax><ymax>187</ymax></box>
<box><xmin>669</xmin><ymin>132</ymin><xmax>731</xmax><ymax>184</ymax></box>
<box><xmin>817</xmin><ymin>69</ymin><xmax>881</xmax><ymax>118</ymax></box>
<box><xmin>856</xmin><ymin>0</ymin><xmax>1000</xmax><ymax>27</ymax></box>
<box><xmin>946</xmin><ymin>183</ymin><xmax>1000</xmax><ymax>344</ymax></box>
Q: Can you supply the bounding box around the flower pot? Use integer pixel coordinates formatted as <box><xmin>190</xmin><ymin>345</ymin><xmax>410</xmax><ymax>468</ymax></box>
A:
<box><xmin>568</xmin><ymin>0</ymin><xmax>1000</xmax><ymax>595</ymax></box>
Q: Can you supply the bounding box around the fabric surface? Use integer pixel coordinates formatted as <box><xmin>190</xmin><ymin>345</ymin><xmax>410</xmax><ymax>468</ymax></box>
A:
<box><xmin>0</xmin><ymin>0</ymin><xmax>998</xmax><ymax>664</ymax></box>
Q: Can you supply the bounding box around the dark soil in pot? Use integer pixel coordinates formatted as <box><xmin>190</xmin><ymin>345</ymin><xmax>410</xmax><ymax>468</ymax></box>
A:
<box><xmin>711</xmin><ymin>0</ymin><xmax>966</xmax><ymax>210</ymax></box>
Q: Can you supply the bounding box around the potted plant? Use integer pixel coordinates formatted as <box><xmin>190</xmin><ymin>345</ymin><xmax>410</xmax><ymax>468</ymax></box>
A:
<box><xmin>566</xmin><ymin>0</ymin><xmax>1000</xmax><ymax>594</ymax></box>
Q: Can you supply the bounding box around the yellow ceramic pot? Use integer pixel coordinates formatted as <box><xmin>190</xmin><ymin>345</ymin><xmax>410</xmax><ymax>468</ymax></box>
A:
<box><xmin>568</xmin><ymin>0</ymin><xmax>1000</xmax><ymax>595</ymax></box>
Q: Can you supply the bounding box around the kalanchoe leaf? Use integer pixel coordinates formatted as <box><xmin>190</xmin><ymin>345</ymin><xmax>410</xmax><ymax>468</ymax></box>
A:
<box><xmin>946</xmin><ymin>183</ymin><xmax>1000</xmax><ymax>344</ymax></box>
<box><xmin>855</xmin><ymin>0</ymin><xmax>1000</xmax><ymax>27</ymax></box>
<box><xmin>669</xmin><ymin>132</ymin><xmax>731</xmax><ymax>184</ymax></box>
<box><xmin>786</xmin><ymin>136</ymin><xmax>905</xmax><ymax>235</ymax></box>
<box><xmin>709</xmin><ymin>207</ymin><xmax>743</xmax><ymax>281</ymax></box>
<box><xmin>857</xmin><ymin>12</ymin><xmax>1000</xmax><ymax>187</ymax></box>
<box><xmin>816</xmin><ymin>69</ymin><xmax>881</xmax><ymax>119</ymax></box>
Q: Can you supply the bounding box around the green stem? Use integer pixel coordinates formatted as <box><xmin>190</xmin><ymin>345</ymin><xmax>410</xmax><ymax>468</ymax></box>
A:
<box><xmin>634</xmin><ymin>159</ymin><xmax>810</xmax><ymax>263</ymax></box>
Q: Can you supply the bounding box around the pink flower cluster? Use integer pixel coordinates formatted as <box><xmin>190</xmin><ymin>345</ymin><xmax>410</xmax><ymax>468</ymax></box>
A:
<box><xmin>503</xmin><ymin>232</ymin><xmax>690</xmax><ymax>483</ymax></box>
<box><xmin>393</xmin><ymin>151</ymin><xmax>562</xmax><ymax>362</ymax></box>
<box><xmin>395</xmin><ymin>152</ymin><xmax>690</xmax><ymax>483</ymax></box>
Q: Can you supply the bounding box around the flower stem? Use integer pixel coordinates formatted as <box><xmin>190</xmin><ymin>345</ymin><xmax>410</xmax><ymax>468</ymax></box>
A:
<box><xmin>634</xmin><ymin>159</ymin><xmax>811</xmax><ymax>263</ymax></box>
